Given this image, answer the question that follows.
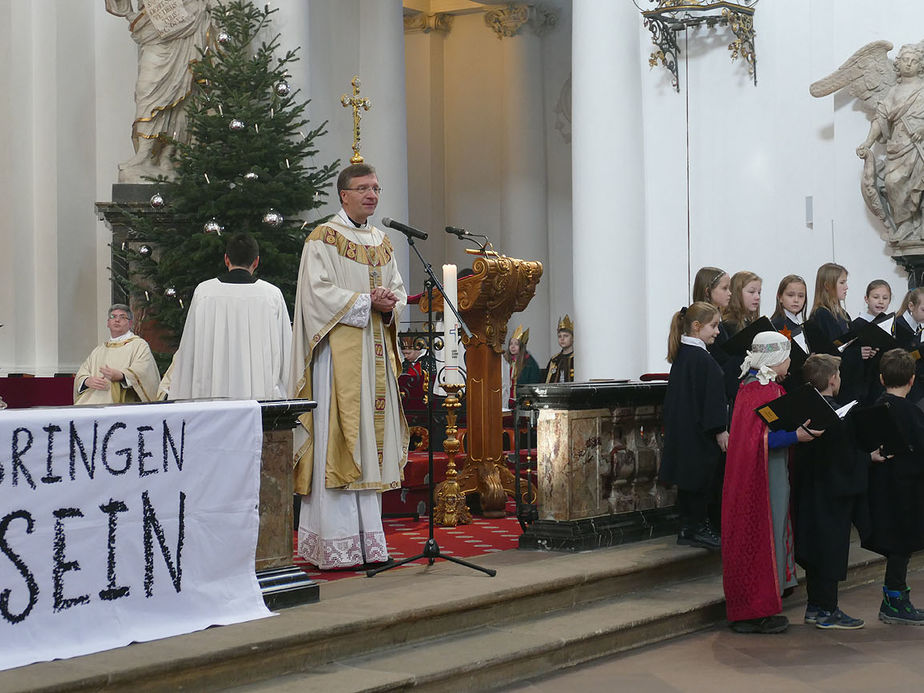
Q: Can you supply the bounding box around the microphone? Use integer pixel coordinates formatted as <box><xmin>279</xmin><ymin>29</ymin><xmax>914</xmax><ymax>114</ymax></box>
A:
<box><xmin>382</xmin><ymin>217</ymin><xmax>428</xmax><ymax>241</ymax></box>
<box><xmin>445</xmin><ymin>226</ymin><xmax>469</xmax><ymax>238</ymax></box>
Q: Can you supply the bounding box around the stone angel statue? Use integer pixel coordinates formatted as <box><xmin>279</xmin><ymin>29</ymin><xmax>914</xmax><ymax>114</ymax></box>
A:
<box><xmin>811</xmin><ymin>41</ymin><xmax>924</xmax><ymax>244</ymax></box>
<box><xmin>106</xmin><ymin>0</ymin><xmax>215</xmax><ymax>182</ymax></box>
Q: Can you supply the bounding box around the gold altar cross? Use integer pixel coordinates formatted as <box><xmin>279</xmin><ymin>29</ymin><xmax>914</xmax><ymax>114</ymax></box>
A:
<box><xmin>341</xmin><ymin>76</ymin><xmax>371</xmax><ymax>164</ymax></box>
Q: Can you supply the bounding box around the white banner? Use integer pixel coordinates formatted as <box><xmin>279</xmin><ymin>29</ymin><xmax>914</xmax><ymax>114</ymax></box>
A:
<box><xmin>0</xmin><ymin>399</ymin><xmax>271</xmax><ymax>671</ymax></box>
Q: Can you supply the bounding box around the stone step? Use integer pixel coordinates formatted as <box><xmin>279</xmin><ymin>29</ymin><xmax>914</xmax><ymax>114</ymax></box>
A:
<box><xmin>231</xmin><ymin>573</ymin><xmax>727</xmax><ymax>692</ymax></box>
<box><xmin>0</xmin><ymin>536</ymin><xmax>907</xmax><ymax>693</ymax></box>
<box><xmin>232</xmin><ymin>542</ymin><xmax>915</xmax><ymax>693</ymax></box>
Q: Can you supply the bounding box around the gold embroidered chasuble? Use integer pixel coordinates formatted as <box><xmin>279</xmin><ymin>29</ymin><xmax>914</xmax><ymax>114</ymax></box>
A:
<box><xmin>290</xmin><ymin>217</ymin><xmax>409</xmax><ymax>494</ymax></box>
<box><xmin>74</xmin><ymin>335</ymin><xmax>161</xmax><ymax>405</ymax></box>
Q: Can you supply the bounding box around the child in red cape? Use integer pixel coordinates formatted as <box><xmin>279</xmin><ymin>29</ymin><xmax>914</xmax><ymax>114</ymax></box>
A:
<box><xmin>723</xmin><ymin>330</ymin><xmax>822</xmax><ymax>634</ymax></box>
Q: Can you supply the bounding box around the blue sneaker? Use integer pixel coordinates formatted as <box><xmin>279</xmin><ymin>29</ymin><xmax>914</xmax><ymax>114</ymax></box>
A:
<box><xmin>804</xmin><ymin>604</ymin><xmax>822</xmax><ymax>624</ymax></box>
<box><xmin>815</xmin><ymin>608</ymin><xmax>865</xmax><ymax>630</ymax></box>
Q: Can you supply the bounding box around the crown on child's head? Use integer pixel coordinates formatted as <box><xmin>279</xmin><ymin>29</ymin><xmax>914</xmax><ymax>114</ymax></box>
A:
<box><xmin>557</xmin><ymin>314</ymin><xmax>574</xmax><ymax>333</ymax></box>
<box><xmin>512</xmin><ymin>324</ymin><xmax>529</xmax><ymax>346</ymax></box>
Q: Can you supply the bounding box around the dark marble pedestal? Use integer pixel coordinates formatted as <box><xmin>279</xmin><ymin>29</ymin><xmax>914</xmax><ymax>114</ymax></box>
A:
<box><xmin>258</xmin><ymin>400</ymin><xmax>317</xmax><ymax>608</ymax></box>
<box><xmin>514</xmin><ymin>381</ymin><xmax>677</xmax><ymax>552</ymax></box>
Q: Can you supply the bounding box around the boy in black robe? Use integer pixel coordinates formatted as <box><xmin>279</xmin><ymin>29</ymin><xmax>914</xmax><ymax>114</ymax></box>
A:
<box><xmin>863</xmin><ymin>348</ymin><xmax>924</xmax><ymax>624</ymax></box>
<box><xmin>791</xmin><ymin>354</ymin><xmax>869</xmax><ymax>629</ymax></box>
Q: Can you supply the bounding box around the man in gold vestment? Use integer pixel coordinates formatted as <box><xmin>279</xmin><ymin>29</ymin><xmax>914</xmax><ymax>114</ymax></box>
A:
<box><xmin>74</xmin><ymin>304</ymin><xmax>161</xmax><ymax>405</ymax></box>
<box><xmin>290</xmin><ymin>163</ymin><xmax>409</xmax><ymax>570</ymax></box>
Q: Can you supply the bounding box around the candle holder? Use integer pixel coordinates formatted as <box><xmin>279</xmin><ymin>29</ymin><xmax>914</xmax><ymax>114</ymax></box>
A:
<box><xmin>433</xmin><ymin>382</ymin><xmax>472</xmax><ymax>526</ymax></box>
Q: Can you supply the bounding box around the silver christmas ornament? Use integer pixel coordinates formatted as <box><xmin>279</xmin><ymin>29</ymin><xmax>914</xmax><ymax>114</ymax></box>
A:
<box><xmin>274</xmin><ymin>80</ymin><xmax>290</xmax><ymax>97</ymax></box>
<box><xmin>165</xmin><ymin>287</ymin><xmax>177</xmax><ymax>298</ymax></box>
<box><xmin>244</xmin><ymin>171</ymin><xmax>259</xmax><ymax>182</ymax></box>
<box><xmin>138</xmin><ymin>244</ymin><xmax>152</xmax><ymax>257</ymax></box>
<box><xmin>217</xmin><ymin>31</ymin><xmax>231</xmax><ymax>45</ymax></box>
<box><xmin>229</xmin><ymin>118</ymin><xmax>245</xmax><ymax>131</ymax></box>
<box><xmin>203</xmin><ymin>218</ymin><xmax>222</xmax><ymax>234</ymax></box>
<box><xmin>149</xmin><ymin>192</ymin><xmax>165</xmax><ymax>209</ymax></box>
<box><xmin>263</xmin><ymin>209</ymin><xmax>284</xmax><ymax>227</ymax></box>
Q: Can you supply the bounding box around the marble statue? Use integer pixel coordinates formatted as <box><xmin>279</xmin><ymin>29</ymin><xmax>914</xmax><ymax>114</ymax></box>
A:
<box><xmin>106</xmin><ymin>0</ymin><xmax>214</xmax><ymax>182</ymax></box>
<box><xmin>811</xmin><ymin>41</ymin><xmax>924</xmax><ymax>246</ymax></box>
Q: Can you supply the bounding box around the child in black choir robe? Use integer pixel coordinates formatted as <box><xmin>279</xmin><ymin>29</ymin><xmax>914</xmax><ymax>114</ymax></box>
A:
<box><xmin>851</xmin><ymin>280</ymin><xmax>892</xmax><ymax>406</ymax></box>
<box><xmin>659</xmin><ymin>302</ymin><xmax>728</xmax><ymax>551</ymax></box>
<box><xmin>807</xmin><ymin>262</ymin><xmax>860</xmax><ymax>405</ymax></box>
<box><xmin>891</xmin><ymin>288</ymin><xmax>924</xmax><ymax>404</ymax></box>
<box><xmin>692</xmin><ymin>266</ymin><xmax>733</xmax><ymax>533</ymax></box>
<box><xmin>770</xmin><ymin>274</ymin><xmax>808</xmax><ymax>391</ymax></box>
<box><xmin>791</xmin><ymin>354</ymin><xmax>868</xmax><ymax>630</ymax></box>
<box><xmin>862</xmin><ymin>349</ymin><xmax>924</xmax><ymax>624</ymax></box>
<box><xmin>692</xmin><ymin>266</ymin><xmax>732</xmax><ymax>366</ymax></box>
<box><xmin>718</xmin><ymin>270</ymin><xmax>763</xmax><ymax>401</ymax></box>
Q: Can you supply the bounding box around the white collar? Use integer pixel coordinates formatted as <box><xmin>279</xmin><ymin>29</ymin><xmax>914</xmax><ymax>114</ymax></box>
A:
<box><xmin>108</xmin><ymin>330</ymin><xmax>134</xmax><ymax>343</ymax></box>
<box><xmin>680</xmin><ymin>335</ymin><xmax>708</xmax><ymax>351</ymax></box>
<box><xmin>904</xmin><ymin>312</ymin><xmax>921</xmax><ymax>332</ymax></box>
<box><xmin>858</xmin><ymin>310</ymin><xmax>878</xmax><ymax>323</ymax></box>
<box><xmin>337</xmin><ymin>208</ymin><xmax>370</xmax><ymax>230</ymax></box>
<box><xmin>784</xmin><ymin>309</ymin><xmax>803</xmax><ymax>325</ymax></box>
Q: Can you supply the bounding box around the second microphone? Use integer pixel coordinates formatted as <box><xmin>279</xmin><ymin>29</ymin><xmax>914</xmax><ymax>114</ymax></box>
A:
<box><xmin>382</xmin><ymin>217</ymin><xmax>428</xmax><ymax>240</ymax></box>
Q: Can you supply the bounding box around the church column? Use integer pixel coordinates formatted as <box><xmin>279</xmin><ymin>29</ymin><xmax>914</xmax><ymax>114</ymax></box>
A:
<box><xmin>4</xmin><ymin>2</ymin><xmax>60</xmax><ymax>375</ymax></box>
<box><xmin>358</xmin><ymin>0</ymin><xmax>410</xmax><ymax>282</ymax></box>
<box><xmin>484</xmin><ymin>4</ymin><xmax>558</xmax><ymax>362</ymax></box>
<box><xmin>572</xmin><ymin>1</ymin><xmax>646</xmax><ymax>380</ymax></box>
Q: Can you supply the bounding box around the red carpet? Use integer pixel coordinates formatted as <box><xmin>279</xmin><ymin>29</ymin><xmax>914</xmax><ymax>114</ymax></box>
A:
<box><xmin>293</xmin><ymin>512</ymin><xmax>523</xmax><ymax>583</ymax></box>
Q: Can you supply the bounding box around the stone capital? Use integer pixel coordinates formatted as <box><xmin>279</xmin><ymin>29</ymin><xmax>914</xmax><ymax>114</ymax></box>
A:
<box><xmin>484</xmin><ymin>3</ymin><xmax>558</xmax><ymax>39</ymax></box>
<box><xmin>404</xmin><ymin>12</ymin><xmax>454</xmax><ymax>35</ymax></box>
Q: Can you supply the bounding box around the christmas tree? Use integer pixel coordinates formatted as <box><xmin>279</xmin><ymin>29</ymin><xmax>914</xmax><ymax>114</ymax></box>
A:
<box><xmin>113</xmin><ymin>0</ymin><xmax>338</xmax><ymax>357</ymax></box>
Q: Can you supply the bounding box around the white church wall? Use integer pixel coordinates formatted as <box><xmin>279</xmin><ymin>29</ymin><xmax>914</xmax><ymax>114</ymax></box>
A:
<box><xmin>640</xmin><ymin>0</ymin><xmax>918</xmax><ymax>374</ymax></box>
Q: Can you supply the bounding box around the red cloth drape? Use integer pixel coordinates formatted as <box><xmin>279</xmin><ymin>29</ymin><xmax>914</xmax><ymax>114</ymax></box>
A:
<box><xmin>722</xmin><ymin>379</ymin><xmax>786</xmax><ymax>622</ymax></box>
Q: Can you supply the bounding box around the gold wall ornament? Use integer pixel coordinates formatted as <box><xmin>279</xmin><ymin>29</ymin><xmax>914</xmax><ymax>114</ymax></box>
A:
<box><xmin>637</xmin><ymin>0</ymin><xmax>758</xmax><ymax>92</ymax></box>
<box><xmin>484</xmin><ymin>3</ymin><xmax>558</xmax><ymax>40</ymax></box>
<box><xmin>340</xmin><ymin>76</ymin><xmax>371</xmax><ymax>164</ymax></box>
<box><xmin>403</xmin><ymin>12</ymin><xmax>454</xmax><ymax>35</ymax></box>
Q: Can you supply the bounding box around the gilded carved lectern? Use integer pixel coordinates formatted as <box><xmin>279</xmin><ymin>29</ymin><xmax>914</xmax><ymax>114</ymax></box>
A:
<box><xmin>420</xmin><ymin>252</ymin><xmax>542</xmax><ymax>516</ymax></box>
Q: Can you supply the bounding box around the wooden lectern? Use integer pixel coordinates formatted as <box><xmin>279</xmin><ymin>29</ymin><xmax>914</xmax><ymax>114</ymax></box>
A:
<box><xmin>421</xmin><ymin>252</ymin><xmax>542</xmax><ymax>516</ymax></box>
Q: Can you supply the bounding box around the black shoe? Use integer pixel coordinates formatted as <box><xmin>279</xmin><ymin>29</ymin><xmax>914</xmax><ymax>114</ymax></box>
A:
<box><xmin>730</xmin><ymin>615</ymin><xmax>790</xmax><ymax>634</ymax></box>
<box><xmin>677</xmin><ymin>524</ymin><xmax>721</xmax><ymax>551</ymax></box>
<box><xmin>815</xmin><ymin>608</ymin><xmax>865</xmax><ymax>630</ymax></box>
<box><xmin>879</xmin><ymin>587</ymin><xmax>924</xmax><ymax>625</ymax></box>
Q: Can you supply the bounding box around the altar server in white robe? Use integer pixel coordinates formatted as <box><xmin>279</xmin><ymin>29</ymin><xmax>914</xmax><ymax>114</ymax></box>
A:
<box><xmin>74</xmin><ymin>304</ymin><xmax>161</xmax><ymax>405</ymax></box>
<box><xmin>168</xmin><ymin>232</ymin><xmax>292</xmax><ymax>400</ymax></box>
<box><xmin>290</xmin><ymin>163</ymin><xmax>410</xmax><ymax>570</ymax></box>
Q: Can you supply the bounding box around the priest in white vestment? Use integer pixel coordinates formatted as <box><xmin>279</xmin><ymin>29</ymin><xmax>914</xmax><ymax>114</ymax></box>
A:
<box><xmin>168</xmin><ymin>232</ymin><xmax>292</xmax><ymax>400</ymax></box>
<box><xmin>74</xmin><ymin>304</ymin><xmax>161</xmax><ymax>405</ymax></box>
<box><xmin>290</xmin><ymin>163</ymin><xmax>410</xmax><ymax>569</ymax></box>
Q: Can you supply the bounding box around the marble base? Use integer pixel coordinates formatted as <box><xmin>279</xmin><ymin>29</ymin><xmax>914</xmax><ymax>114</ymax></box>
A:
<box><xmin>515</xmin><ymin>382</ymin><xmax>677</xmax><ymax>553</ymax></box>
<box><xmin>257</xmin><ymin>566</ymin><xmax>319</xmax><ymax>609</ymax></box>
<box><xmin>518</xmin><ymin>507</ymin><xmax>680</xmax><ymax>551</ymax></box>
<box><xmin>257</xmin><ymin>400</ymin><xmax>318</xmax><ymax>607</ymax></box>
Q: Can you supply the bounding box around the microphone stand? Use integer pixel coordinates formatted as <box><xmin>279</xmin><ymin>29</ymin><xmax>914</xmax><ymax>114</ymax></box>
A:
<box><xmin>368</xmin><ymin>234</ymin><xmax>495</xmax><ymax>578</ymax></box>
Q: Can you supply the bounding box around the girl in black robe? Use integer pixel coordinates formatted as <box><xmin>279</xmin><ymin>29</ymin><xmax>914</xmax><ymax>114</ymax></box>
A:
<box><xmin>891</xmin><ymin>288</ymin><xmax>924</xmax><ymax>404</ymax></box>
<box><xmin>770</xmin><ymin>274</ymin><xmax>808</xmax><ymax>392</ymax></box>
<box><xmin>806</xmin><ymin>263</ymin><xmax>861</xmax><ymax>406</ymax></box>
<box><xmin>850</xmin><ymin>280</ymin><xmax>893</xmax><ymax>406</ymax></box>
<box><xmin>660</xmin><ymin>302</ymin><xmax>727</xmax><ymax>551</ymax></box>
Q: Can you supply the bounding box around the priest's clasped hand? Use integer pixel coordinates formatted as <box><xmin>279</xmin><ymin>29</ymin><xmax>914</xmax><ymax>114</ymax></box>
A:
<box><xmin>371</xmin><ymin>287</ymin><xmax>398</xmax><ymax>313</ymax></box>
<box><xmin>85</xmin><ymin>366</ymin><xmax>125</xmax><ymax>390</ymax></box>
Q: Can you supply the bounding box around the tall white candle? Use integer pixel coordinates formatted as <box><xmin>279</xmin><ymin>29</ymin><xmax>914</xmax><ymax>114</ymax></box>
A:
<box><xmin>441</xmin><ymin>264</ymin><xmax>462</xmax><ymax>385</ymax></box>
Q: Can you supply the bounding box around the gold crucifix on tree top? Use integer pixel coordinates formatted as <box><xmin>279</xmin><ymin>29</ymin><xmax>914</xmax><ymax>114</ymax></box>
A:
<box><xmin>341</xmin><ymin>76</ymin><xmax>371</xmax><ymax>164</ymax></box>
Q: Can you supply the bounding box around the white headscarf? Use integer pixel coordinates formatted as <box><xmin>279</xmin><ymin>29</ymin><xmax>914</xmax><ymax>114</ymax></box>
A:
<box><xmin>739</xmin><ymin>331</ymin><xmax>791</xmax><ymax>385</ymax></box>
